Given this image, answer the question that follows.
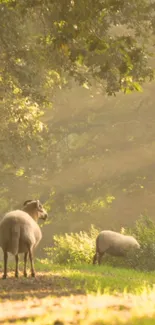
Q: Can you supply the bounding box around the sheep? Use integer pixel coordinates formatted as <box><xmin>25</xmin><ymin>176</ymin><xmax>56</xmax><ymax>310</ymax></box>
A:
<box><xmin>0</xmin><ymin>199</ymin><xmax>48</xmax><ymax>279</ymax></box>
<box><xmin>93</xmin><ymin>230</ymin><xmax>140</xmax><ymax>265</ymax></box>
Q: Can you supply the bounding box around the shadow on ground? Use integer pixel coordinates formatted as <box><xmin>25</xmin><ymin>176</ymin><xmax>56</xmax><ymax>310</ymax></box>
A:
<box><xmin>0</xmin><ymin>272</ymin><xmax>85</xmax><ymax>300</ymax></box>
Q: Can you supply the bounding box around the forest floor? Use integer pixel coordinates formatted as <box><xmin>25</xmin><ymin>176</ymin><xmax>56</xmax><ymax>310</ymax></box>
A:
<box><xmin>0</xmin><ymin>261</ymin><xmax>155</xmax><ymax>324</ymax></box>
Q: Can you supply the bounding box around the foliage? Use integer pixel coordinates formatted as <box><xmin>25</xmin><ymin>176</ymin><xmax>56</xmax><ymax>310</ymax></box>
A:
<box><xmin>0</xmin><ymin>0</ymin><xmax>155</xmax><ymax>170</ymax></box>
<box><xmin>44</xmin><ymin>224</ymin><xmax>99</xmax><ymax>264</ymax></box>
<box><xmin>97</xmin><ymin>215</ymin><xmax>155</xmax><ymax>271</ymax></box>
<box><xmin>45</xmin><ymin>215</ymin><xmax>155</xmax><ymax>271</ymax></box>
<box><xmin>124</xmin><ymin>215</ymin><xmax>155</xmax><ymax>271</ymax></box>
<box><xmin>1</xmin><ymin>0</ymin><xmax>155</xmax><ymax>100</ymax></box>
<box><xmin>0</xmin><ymin>0</ymin><xmax>155</xmax><ymax>245</ymax></box>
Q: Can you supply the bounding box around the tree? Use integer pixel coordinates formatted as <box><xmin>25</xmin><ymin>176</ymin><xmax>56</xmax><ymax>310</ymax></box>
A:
<box><xmin>1</xmin><ymin>0</ymin><xmax>155</xmax><ymax>100</ymax></box>
<box><xmin>0</xmin><ymin>0</ymin><xmax>155</xmax><ymax>211</ymax></box>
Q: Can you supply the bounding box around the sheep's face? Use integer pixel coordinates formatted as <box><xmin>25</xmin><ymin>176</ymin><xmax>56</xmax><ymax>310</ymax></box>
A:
<box><xmin>36</xmin><ymin>200</ymin><xmax>48</xmax><ymax>220</ymax></box>
<box><xmin>23</xmin><ymin>200</ymin><xmax>48</xmax><ymax>221</ymax></box>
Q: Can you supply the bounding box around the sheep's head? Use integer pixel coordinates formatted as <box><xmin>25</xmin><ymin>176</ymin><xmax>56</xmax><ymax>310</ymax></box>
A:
<box><xmin>23</xmin><ymin>200</ymin><xmax>48</xmax><ymax>222</ymax></box>
<box><xmin>136</xmin><ymin>242</ymin><xmax>140</xmax><ymax>250</ymax></box>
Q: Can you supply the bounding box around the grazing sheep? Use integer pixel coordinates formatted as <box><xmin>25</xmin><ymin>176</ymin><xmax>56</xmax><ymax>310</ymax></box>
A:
<box><xmin>93</xmin><ymin>230</ymin><xmax>140</xmax><ymax>265</ymax></box>
<box><xmin>0</xmin><ymin>199</ymin><xmax>48</xmax><ymax>279</ymax></box>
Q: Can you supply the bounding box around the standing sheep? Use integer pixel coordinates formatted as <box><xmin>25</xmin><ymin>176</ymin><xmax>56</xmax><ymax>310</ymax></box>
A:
<box><xmin>0</xmin><ymin>199</ymin><xmax>48</xmax><ymax>279</ymax></box>
<box><xmin>93</xmin><ymin>230</ymin><xmax>140</xmax><ymax>265</ymax></box>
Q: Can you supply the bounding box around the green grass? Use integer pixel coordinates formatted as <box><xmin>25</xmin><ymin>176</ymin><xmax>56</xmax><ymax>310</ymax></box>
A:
<box><xmin>1</xmin><ymin>260</ymin><xmax>155</xmax><ymax>324</ymax></box>
<box><xmin>36</xmin><ymin>259</ymin><xmax>155</xmax><ymax>294</ymax></box>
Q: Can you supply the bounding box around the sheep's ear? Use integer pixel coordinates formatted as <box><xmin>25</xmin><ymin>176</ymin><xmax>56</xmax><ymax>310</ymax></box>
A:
<box><xmin>36</xmin><ymin>200</ymin><xmax>40</xmax><ymax>209</ymax></box>
<box><xmin>23</xmin><ymin>200</ymin><xmax>33</xmax><ymax>206</ymax></box>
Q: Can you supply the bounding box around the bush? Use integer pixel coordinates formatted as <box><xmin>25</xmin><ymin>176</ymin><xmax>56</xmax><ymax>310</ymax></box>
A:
<box><xmin>125</xmin><ymin>215</ymin><xmax>155</xmax><ymax>271</ymax></box>
<box><xmin>45</xmin><ymin>215</ymin><xmax>155</xmax><ymax>271</ymax></box>
<box><xmin>100</xmin><ymin>215</ymin><xmax>155</xmax><ymax>271</ymax></box>
<box><xmin>44</xmin><ymin>224</ymin><xmax>99</xmax><ymax>264</ymax></box>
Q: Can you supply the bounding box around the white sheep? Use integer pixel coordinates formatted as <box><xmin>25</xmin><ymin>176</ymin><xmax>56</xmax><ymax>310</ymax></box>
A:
<box><xmin>0</xmin><ymin>199</ymin><xmax>48</xmax><ymax>279</ymax></box>
<box><xmin>93</xmin><ymin>230</ymin><xmax>140</xmax><ymax>265</ymax></box>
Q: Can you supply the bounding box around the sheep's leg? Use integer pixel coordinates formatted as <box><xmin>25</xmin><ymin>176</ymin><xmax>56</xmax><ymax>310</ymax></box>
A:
<box><xmin>2</xmin><ymin>251</ymin><xmax>8</xmax><ymax>279</ymax></box>
<box><xmin>93</xmin><ymin>253</ymin><xmax>97</xmax><ymax>265</ymax></box>
<box><xmin>23</xmin><ymin>252</ymin><xmax>28</xmax><ymax>277</ymax></box>
<box><xmin>93</xmin><ymin>252</ymin><xmax>104</xmax><ymax>265</ymax></box>
<box><xmin>29</xmin><ymin>248</ymin><xmax>36</xmax><ymax>278</ymax></box>
<box><xmin>15</xmin><ymin>254</ymin><xmax>19</xmax><ymax>278</ymax></box>
<box><xmin>98</xmin><ymin>252</ymin><xmax>104</xmax><ymax>265</ymax></box>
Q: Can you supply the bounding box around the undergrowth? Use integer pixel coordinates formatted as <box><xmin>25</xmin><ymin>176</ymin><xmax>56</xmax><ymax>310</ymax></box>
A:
<box><xmin>45</xmin><ymin>215</ymin><xmax>155</xmax><ymax>271</ymax></box>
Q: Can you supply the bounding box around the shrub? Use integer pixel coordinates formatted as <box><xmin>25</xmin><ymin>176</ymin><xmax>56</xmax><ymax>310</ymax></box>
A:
<box><xmin>44</xmin><ymin>224</ymin><xmax>99</xmax><ymax>264</ymax></box>
<box><xmin>125</xmin><ymin>215</ymin><xmax>155</xmax><ymax>271</ymax></box>
<box><xmin>45</xmin><ymin>215</ymin><xmax>155</xmax><ymax>271</ymax></box>
<box><xmin>102</xmin><ymin>215</ymin><xmax>155</xmax><ymax>271</ymax></box>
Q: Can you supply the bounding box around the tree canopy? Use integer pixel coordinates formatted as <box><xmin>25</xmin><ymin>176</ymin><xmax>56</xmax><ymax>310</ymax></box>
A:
<box><xmin>0</xmin><ymin>0</ymin><xmax>155</xmax><ymax>220</ymax></box>
<box><xmin>1</xmin><ymin>0</ymin><xmax>155</xmax><ymax>100</ymax></box>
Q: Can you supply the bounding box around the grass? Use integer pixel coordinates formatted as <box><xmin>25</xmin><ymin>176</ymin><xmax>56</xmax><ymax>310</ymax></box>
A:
<box><xmin>36</xmin><ymin>259</ymin><xmax>155</xmax><ymax>294</ymax></box>
<box><xmin>1</xmin><ymin>260</ymin><xmax>155</xmax><ymax>324</ymax></box>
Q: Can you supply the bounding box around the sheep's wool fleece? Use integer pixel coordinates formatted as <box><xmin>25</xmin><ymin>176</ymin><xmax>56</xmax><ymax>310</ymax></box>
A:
<box><xmin>0</xmin><ymin>210</ymin><xmax>42</xmax><ymax>255</ymax></box>
<box><xmin>97</xmin><ymin>230</ymin><xmax>140</xmax><ymax>253</ymax></box>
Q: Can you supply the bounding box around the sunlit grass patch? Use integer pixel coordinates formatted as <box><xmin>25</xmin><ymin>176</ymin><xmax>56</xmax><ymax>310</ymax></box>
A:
<box><xmin>1</xmin><ymin>259</ymin><xmax>155</xmax><ymax>296</ymax></box>
<box><xmin>36</xmin><ymin>259</ymin><xmax>155</xmax><ymax>295</ymax></box>
<box><xmin>2</xmin><ymin>288</ymin><xmax>155</xmax><ymax>324</ymax></box>
<box><xmin>1</xmin><ymin>260</ymin><xmax>155</xmax><ymax>324</ymax></box>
